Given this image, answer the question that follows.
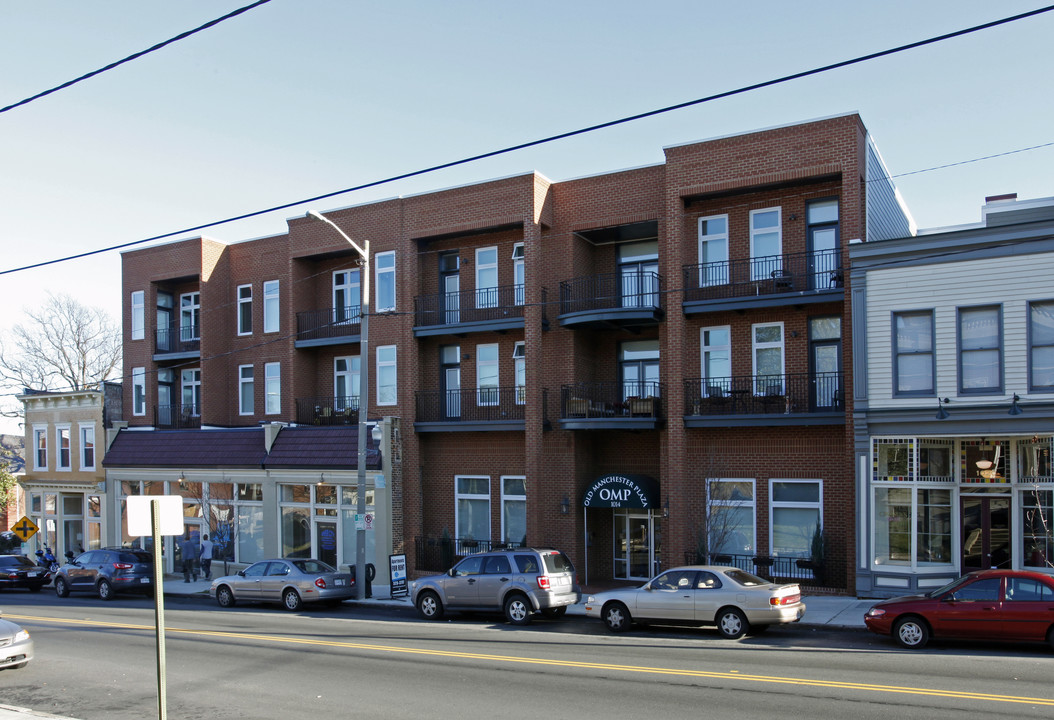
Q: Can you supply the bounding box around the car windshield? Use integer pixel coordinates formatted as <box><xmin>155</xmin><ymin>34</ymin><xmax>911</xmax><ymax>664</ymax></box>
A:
<box><xmin>542</xmin><ymin>551</ymin><xmax>574</xmax><ymax>574</ymax></box>
<box><xmin>925</xmin><ymin>575</ymin><xmax>974</xmax><ymax>598</ymax></box>
<box><xmin>292</xmin><ymin>559</ymin><xmax>336</xmax><ymax>574</ymax></box>
<box><xmin>721</xmin><ymin>569</ymin><xmax>768</xmax><ymax>586</ymax></box>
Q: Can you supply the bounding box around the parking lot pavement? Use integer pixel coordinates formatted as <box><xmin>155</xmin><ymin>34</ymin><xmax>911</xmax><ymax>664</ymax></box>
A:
<box><xmin>163</xmin><ymin>575</ymin><xmax>872</xmax><ymax>628</ymax></box>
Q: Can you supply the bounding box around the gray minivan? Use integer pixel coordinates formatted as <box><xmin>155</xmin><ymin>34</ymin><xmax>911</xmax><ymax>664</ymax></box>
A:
<box><xmin>411</xmin><ymin>547</ymin><xmax>580</xmax><ymax>625</ymax></box>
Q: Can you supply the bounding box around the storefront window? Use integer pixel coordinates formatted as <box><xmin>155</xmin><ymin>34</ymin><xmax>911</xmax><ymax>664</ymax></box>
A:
<box><xmin>281</xmin><ymin>507</ymin><xmax>311</xmax><ymax>558</ymax></box>
<box><xmin>1022</xmin><ymin>489</ymin><xmax>1054</xmax><ymax>569</ymax></box>
<box><xmin>1019</xmin><ymin>437</ymin><xmax>1053</xmax><ymax>481</ymax></box>
<box><xmin>874</xmin><ymin>487</ymin><xmax>952</xmax><ymax>567</ymax></box>
<box><xmin>873</xmin><ymin>439</ymin><xmax>913</xmax><ymax>481</ymax></box>
<box><xmin>919</xmin><ymin>440</ymin><xmax>954</xmax><ymax>481</ymax></box>
<box><xmin>916</xmin><ymin>489</ymin><xmax>952</xmax><ymax>564</ymax></box>
<box><xmin>770</xmin><ymin>480</ymin><xmax>821</xmax><ymax>558</ymax></box>
<box><xmin>237</xmin><ymin>505</ymin><xmax>264</xmax><ymax>563</ymax></box>
<box><xmin>706</xmin><ymin>480</ymin><xmax>755</xmax><ymax>556</ymax></box>
<box><xmin>874</xmin><ymin>487</ymin><xmax>912</xmax><ymax>565</ymax></box>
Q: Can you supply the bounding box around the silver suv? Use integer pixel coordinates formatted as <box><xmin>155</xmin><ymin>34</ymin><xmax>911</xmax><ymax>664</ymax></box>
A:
<box><xmin>411</xmin><ymin>547</ymin><xmax>580</xmax><ymax>625</ymax></box>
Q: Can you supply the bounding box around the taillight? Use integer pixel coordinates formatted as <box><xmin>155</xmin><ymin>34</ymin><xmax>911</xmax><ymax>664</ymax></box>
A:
<box><xmin>315</xmin><ymin>577</ymin><xmax>327</xmax><ymax>589</ymax></box>
<box><xmin>770</xmin><ymin>593</ymin><xmax>800</xmax><ymax>606</ymax></box>
<box><xmin>113</xmin><ymin>562</ymin><xmax>133</xmax><ymax>570</ymax></box>
<box><xmin>7</xmin><ymin>573</ymin><xmax>17</xmax><ymax>580</ymax></box>
<box><xmin>536</xmin><ymin>575</ymin><xmax>551</xmax><ymax>590</ymax></box>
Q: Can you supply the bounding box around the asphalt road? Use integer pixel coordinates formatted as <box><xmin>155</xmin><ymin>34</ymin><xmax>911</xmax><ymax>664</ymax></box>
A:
<box><xmin>2</xmin><ymin>592</ymin><xmax>1053</xmax><ymax>720</ymax></box>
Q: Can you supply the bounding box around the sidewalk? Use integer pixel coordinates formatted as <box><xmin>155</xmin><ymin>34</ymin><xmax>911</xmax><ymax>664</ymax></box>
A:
<box><xmin>159</xmin><ymin>575</ymin><xmax>872</xmax><ymax>628</ymax></box>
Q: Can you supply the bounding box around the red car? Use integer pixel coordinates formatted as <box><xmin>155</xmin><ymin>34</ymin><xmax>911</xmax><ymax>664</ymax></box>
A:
<box><xmin>865</xmin><ymin>569</ymin><xmax>1054</xmax><ymax>649</ymax></box>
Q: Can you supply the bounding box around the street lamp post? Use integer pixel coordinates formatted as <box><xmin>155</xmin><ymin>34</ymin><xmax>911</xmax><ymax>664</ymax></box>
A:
<box><xmin>307</xmin><ymin>209</ymin><xmax>370</xmax><ymax>600</ymax></box>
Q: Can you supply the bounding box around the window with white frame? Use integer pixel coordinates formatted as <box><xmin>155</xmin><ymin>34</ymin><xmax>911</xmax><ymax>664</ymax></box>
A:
<box><xmin>334</xmin><ymin>356</ymin><xmax>360</xmax><ymax>409</ymax></box>
<box><xmin>701</xmin><ymin>326</ymin><xmax>731</xmax><ymax>392</ymax></box>
<box><xmin>132</xmin><ymin>367</ymin><xmax>146</xmax><ymax>416</ymax></box>
<box><xmin>770</xmin><ymin>480</ymin><xmax>822</xmax><ymax>558</ymax></box>
<box><xmin>263</xmin><ymin>280</ymin><xmax>279</xmax><ymax>333</ymax></box>
<box><xmin>749</xmin><ymin>207</ymin><xmax>782</xmax><ymax>280</ymax></box>
<box><xmin>873</xmin><ymin>486</ymin><xmax>952</xmax><ymax>568</ymax></box>
<box><xmin>456</xmin><ymin>476</ymin><xmax>491</xmax><ymax>542</ymax></box>
<box><xmin>181</xmin><ymin>368</ymin><xmax>201</xmax><ymax>415</ymax></box>
<box><xmin>752</xmin><ymin>322</ymin><xmax>784</xmax><ymax>394</ymax></box>
<box><xmin>376</xmin><ymin>345</ymin><xmax>397</xmax><ymax>405</ymax></box>
<box><xmin>375</xmin><ymin>251</ymin><xmax>396</xmax><ymax>312</ymax></box>
<box><xmin>80</xmin><ymin>424</ymin><xmax>95</xmax><ymax>471</ymax></box>
<box><xmin>131</xmin><ymin>290</ymin><xmax>145</xmax><ymax>340</ymax></box>
<box><xmin>33</xmin><ymin>426</ymin><xmax>47</xmax><ymax>470</ymax></box>
<box><xmin>959</xmin><ymin>305</ymin><xmax>1002</xmax><ymax>394</ymax></box>
<box><xmin>180</xmin><ymin>292</ymin><xmax>200</xmax><ymax>341</ymax></box>
<box><xmin>706</xmin><ymin>480</ymin><xmax>755</xmax><ymax>556</ymax></box>
<box><xmin>237</xmin><ymin>285</ymin><xmax>253</xmax><ymax>335</ymax></box>
<box><xmin>512</xmin><ymin>243</ymin><xmax>525</xmax><ymax>305</ymax></box>
<box><xmin>513</xmin><ymin>342</ymin><xmax>526</xmax><ymax>404</ymax></box>
<box><xmin>333</xmin><ymin>269</ymin><xmax>361</xmax><ymax>323</ymax></box>
<box><xmin>56</xmin><ymin>425</ymin><xmax>71</xmax><ymax>470</ymax></box>
<box><xmin>238</xmin><ymin>365</ymin><xmax>254</xmax><ymax>415</ymax></box>
<box><xmin>501</xmin><ymin>476</ymin><xmax>527</xmax><ymax>545</ymax></box>
<box><xmin>894</xmin><ymin>310</ymin><xmax>934</xmax><ymax>396</ymax></box>
<box><xmin>1029</xmin><ymin>300</ymin><xmax>1054</xmax><ymax>391</ymax></box>
<box><xmin>265</xmin><ymin>362</ymin><xmax>281</xmax><ymax>414</ymax></box>
<box><xmin>477</xmin><ymin>343</ymin><xmax>499</xmax><ymax>405</ymax></box>
<box><xmin>476</xmin><ymin>247</ymin><xmax>498</xmax><ymax>308</ymax></box>
<box><xmin>698</xmin><ymin>215</ymin><xmax>729</xmax><ymax>286</ymax></box>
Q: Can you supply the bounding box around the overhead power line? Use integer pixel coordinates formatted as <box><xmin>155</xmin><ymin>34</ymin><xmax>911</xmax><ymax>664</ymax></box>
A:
<box><xmin>0</xmin><ymin>0</ymin><xmax>273</xmax><ymax>115</ymax></box>
<box><xmin>2</xmin><ymin>4</ymin><xmax>1053</xmax><ymax>278</ymax></box>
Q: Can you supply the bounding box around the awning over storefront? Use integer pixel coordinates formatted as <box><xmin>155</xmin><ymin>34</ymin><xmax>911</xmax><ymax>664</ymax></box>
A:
<box><xmin>582</xmin><ymin>474</ymin><xmax>660</xmax><ymax>509</ymax></box>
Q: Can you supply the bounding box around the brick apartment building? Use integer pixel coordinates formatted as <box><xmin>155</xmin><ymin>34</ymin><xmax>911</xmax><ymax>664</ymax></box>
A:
<box><xmin>110</xmin><ymin>113</ymin><xmax>912</xmax><ymax>592</ymax></box>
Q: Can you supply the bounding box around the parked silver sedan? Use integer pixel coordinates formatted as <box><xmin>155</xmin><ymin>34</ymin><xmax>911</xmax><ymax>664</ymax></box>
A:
<box><xmin>584</xmin><ymin>565</ymin><xmax>805</xmax><ymax>638</ymax></box>
<box><xmin>0</xmin><ymin>610</ymin><xmax>33</xmax><ymax>670</ymax></box>
<box><xmin>210</xmin><ymin>558</ymin><xmax>354</xmax><ymax>611</ymax></box>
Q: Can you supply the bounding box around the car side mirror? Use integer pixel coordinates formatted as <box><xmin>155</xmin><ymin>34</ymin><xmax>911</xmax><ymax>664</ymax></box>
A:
<box><xmin>448</xmin><ymin>568</ymin><xmax>456</xmax><ymax>577</ymax></box>
<box><xmin>237</xmin><ymin>570</ymin><xmax>246</xmax><ymax>577</ymax></box>
<box><xmin>644</xmin><ymin>583</ymin><xmax>654</xmax><ymax>592</ymax></box>
<box><xmin>940</xmin><ymin>593</ymin><xmax>954</xmax><ymax>602</ymax></box>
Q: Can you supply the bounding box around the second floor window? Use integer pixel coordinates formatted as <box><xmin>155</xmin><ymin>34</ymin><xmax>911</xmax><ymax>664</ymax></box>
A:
<box><xmin>698</xmin><ymin>216</ymin><xmax>729</xmax><ymax>286</ymax></box>
<box><xmin>959</xmin><ymin>305</ymin><xmax>1002</xmax><ymax>394</ymax></box>
<box><xmin>894</xmin><ymin>311</ymin><xmax>934</xmax><ymax>396</ymax></box>
<box><xmin>131</xmin><ymin>290</ymin><xmax>145</xmax><ymax>340</ymax></box>
<box><xmin>237</xmin><ymin>285</ymin><xmax>252</xmax><ymax>335</ymax></box>
<box><xmin>57</xmin><ymin>427</ymin><xmax>71</xmax><ymax>470</ymax></box>
<box><xmin>335</xmin><ymin>356</ymin><xmax>360</xmax><ymax>408</ymax></box>
<box><xmin>701</xmin><ymin>327</ymin><xmax>731</xmax><ymax>387</ymax></box>
<box><xmin>265</xmin><ymin>362</ymin><xmax>281</xmax><ymax>414</ymax></box>
<box><xmin>375</xmin><ymin>252</ymin><xmax>396</xmax><ymax>312</ymax></box>
<box><xmin>34</xmin><ymin>428</ymin><xmax>47</xmax><ymax>470</ymax></box>
<box><xmin>263</xmin><ymin>280</ymin><xmax>279</xmax><ymax>333</ymax></box>
<box><xmin>1030</xmin><ymin>300</ymin><xmax>1054</xmax><ymax>391</ymax></box>
<box><xmin>81</xmin><ymin>426</ymin><xmax>95</xmax><ymax>470</ymax></box>
<box><xmin>377</xmin><ymin>345</ymin><xmax>397</xmax><ymax>405</ymax></box>
<box><xmin>132</xmin><ymin>367</ymin><xmax>146</xmax><ymax>416</ymax></box>
<box><xmin>752</xmin><ymin>323</ymin><xmax>785</xmax><ymax>394</ymax></box>
<box><xmin>750</xmin><ymin>208</ymin><xmax>782</xmax><ymax>281</ymax></box>
<box><xmin>239</xmin><ymin>365</ymin><xmax>254</xmax><ymax>415</ymax></box>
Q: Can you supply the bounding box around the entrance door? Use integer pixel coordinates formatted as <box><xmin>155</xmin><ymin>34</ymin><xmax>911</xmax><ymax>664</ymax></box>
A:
<box><xmin>961</xmin><ymin>497</ymin><xmax>1011</xmax><ymax>572</ymax></box>
<box><xmin>315</xmin><ymin>520</ymin><xmax>338</xmax><ymax>568</ymax></box>
<box><xmin>613</xmin><ymin>511</ymin><xmax>660</xmax><ymax>580</ymax></box>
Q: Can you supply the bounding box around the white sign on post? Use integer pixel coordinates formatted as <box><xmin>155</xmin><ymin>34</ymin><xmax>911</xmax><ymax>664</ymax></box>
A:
<box><xmin>127</xmin><ymin>495</ymin><xmax>185</xmax><ymax>536</ymax></box>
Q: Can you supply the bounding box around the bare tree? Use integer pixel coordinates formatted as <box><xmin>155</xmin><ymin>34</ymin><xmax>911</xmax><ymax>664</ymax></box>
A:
<box><xmin>0</xmin><ymin>294</ymin><xmax>121</xmax><ymax>400</ymax></box>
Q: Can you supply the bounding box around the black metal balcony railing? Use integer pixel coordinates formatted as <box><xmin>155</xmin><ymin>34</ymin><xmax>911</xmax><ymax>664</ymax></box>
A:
<box><xmin>682</xmin><ymin>249</ymin><xmax>842</xmax><ymax>302</ymax></box>
<box><xmin>414</xmin><ymin>536</ymin><xmax>528</xmax><ymax>572</ymax></box>
<box><xmin>560</xmin><ymin>271</ymin><xmax>664</xmax><ymax>316</ymax></box>
<box><xmin>560</xmin><ymin>381</ymin><xmax>665</xmax><ymax>419</ymax></box>
<box><xmin>295</xmin><ymin>396</ymin><xmax>360</xmax><ymax>425</ymax></box>
<box><xmin>296</xmin><ymin>306</ymin><xmax>361</xmax><ymax>342</ymax></box>
<box><xmin>414</xmin><ymin>284</ymin><xmax>526</xmax><ymax>327</ymax></box>
<box><xmin>684</xmin><ymin>372</ymin><xmax>843</xmax><ymax>416</ymax></box>
<box><xmin>155</xmin><ymin>323</ymin><xmax>200</xmax><ymax>355</ymax></box>
<box><xmin>154</xmin><ymin>404</ymin><xmax>201</xmax><ymax>430</ymax></box>
<box><xmin>695</xmin><ymin>552</ymin><xmax>828</xmax><ymax>586</ymax></box>
<box><xmin>415</xmin><ymin>386</ymin><xmax>526</xmax><ymax>423</ymax></box>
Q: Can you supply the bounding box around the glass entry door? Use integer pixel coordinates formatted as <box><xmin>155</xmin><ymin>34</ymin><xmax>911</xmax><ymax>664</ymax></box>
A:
<box><xmin>961</xmin><ymin>496</ymin><xmax>1011</xmax><ymax>572</ymax></box>
<box><xmin>613</xmin><ymin>510</ymin><xmax>660</xmax><ymax>580</ymax></box>
<box><xmin>315</xmin><ymin>520</ymin><xmax>338</xmax><ymax>568</ymax></box>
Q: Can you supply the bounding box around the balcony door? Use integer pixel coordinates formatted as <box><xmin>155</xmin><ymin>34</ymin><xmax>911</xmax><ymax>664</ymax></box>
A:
<box><xmin>808</xmin><ymin>316</ymin><xmax>842</xmax><ymax>410</ymax></box>
<box><xmin>333</xmin><ymin>269</ymin><xmax>360</xmax><ymax>324</ymax></box>
<box><xmin>441</xmin><ymin>345</ymin><xmax>461</xmax><ymax>419</ymax></box>
<box><xmin>156</xmin><ymin>292</ymin><xmax>173</xmax><ymax>351</ymax></box>
<box><xmin>439</xmin><ymin>252</ymin><xmax>460</xmax><ymax>323</ymax></box>
<box><xmin>618</xmin><ymin>241</ymin><xmax>659</xmax><ymax>308</ymax></box>
<box><xmin>620</xmin><ymin>340</ymin><xmax>659</xmax><ymax>401</ymax></box>
<box><xmin>806</xmin><ymin>199</ymin><xmax>840</xmax><ymax>289</ymax></box>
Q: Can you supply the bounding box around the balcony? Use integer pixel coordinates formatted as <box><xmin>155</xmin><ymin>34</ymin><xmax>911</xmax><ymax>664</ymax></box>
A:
<box><xmin>559</xmin><ymin>271</ymin><xmax>664</xmax><ymax>330</ymax></box>
<box><xmin>154</xmin><ymin>323</ymin><xmax>200</xmax><ymax>361</ymax></box>
<box><xmin>683</xmin><ymin>372</ymin><xmax>844</xmax><ymax>427</ymax></box>
<box><xmin>559</xmin><ymin>381</ymin><xmax>664</xmax><ymax>430</ymax></box>
<box><xmin>414</xmin><ymin>386</ymin><xmax>525</xmax><ymax>432</ymax></box>
<box><xmin>413</xmin><ymin>285</ymin><xmax>529</xmax><ymax>337</ymax></box>
<box><xmin>682</xmin><ymin>249</ymin><xmax>842</xmax><ymax>314</ymax></box>
<box><xmin>295</xmin><ymin>306</ymin><xmax>361</xmax><ymax>348</ymax></box>
<box><xmin>295</xmin><ymin>396</ymin><xmax>360</xmax><ymax>425</ymax></box>
<box><xmin>154</xmin><ymin>404</ymin><xmax>201</xmax><ymax>430</ymax></box>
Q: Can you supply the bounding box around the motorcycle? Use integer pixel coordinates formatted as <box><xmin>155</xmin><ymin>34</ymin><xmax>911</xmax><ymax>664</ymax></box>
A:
<box><xmin>34</xmin><ymin>547</ymin><xmax>60</xmax><ymax>583</ymax></box>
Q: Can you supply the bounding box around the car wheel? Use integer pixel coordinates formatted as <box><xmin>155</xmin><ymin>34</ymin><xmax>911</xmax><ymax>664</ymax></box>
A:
<box><xmin>282</xmin><ymin>588</ymin><xmax>303</xmax><ymax>611</ymax></box>
<box><xmin>97</xmin><ymin>579</ymin><xmax>115</xmax><ymax>601</ymax></box>
<box><xmin>416</xmin><ymin>590</ymin><xmax>443</xmax><ymax>620</ymax></box>
<box><xmin>504</xmin><ymin>594</ymin><xmax>532</xmax><ymax>626</ymax></box>
<box><xmin>893</xmin><ymin>616</ymin><xmax>930</xmax><ymax>649</ymax></box>
<box><xmin>542</xmin><ymin>606</ymin><xmax>567</xmax><ymax>618</ymax></box>
<box><xmin>602</xmin><ymin>602</ymin><xmax>631</xmax><ymax>633</ymax></box>
<box><xmin>716</xmin><ymin>607</ymin><xmax>749</xmax><ymax>639</ymax></box>
<box><xmin>216</xmin><ymin>585</ymin><xmax>236</xmax><ymax>608</ymax></box>
<box><xmin>54</xmin><ymin>577</ymin><xmax>70</xmax><ymax>598</ymax></box>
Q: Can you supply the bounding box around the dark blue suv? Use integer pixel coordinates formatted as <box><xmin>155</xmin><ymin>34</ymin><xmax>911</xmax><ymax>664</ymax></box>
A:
<box><xmin>54</xmin><ymin>548</ymin><xmax>154</xmax><ymax>600</ymax></box>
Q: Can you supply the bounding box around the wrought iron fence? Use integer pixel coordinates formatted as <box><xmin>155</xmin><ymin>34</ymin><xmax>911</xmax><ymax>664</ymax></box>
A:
<box><xmin>684</xmin><ymin>372</ymin><xmax>843</xmax><ymax>416</ymax></box>
<box><xmin>697</xmin><ymin>552</ymin><xmax>826</xmax><ymax>586</ymax></box>
<box><xmin>295</xmin><ymin>395</ymin><xmax>360</xmax><ymax>425</ymax></box>
<box><xmin>560</xmin><ymin>381</ymin><xmax>664</xmax><ymax>419</ymax></box>
<box><xmin>559</xmin><ymin>270</ymin><xmax>664</xmax><ymax>315</ymax></box>
<box><xmin>414</xmin><ymin>536</ymin><xmax>528</xmax><ymax>572</ymax></box>
<box><xmin>414</xmin><ymin>284</ymin><xmax>525</xmax><ymax>327</ymax></box>
<box><xmin>154</xmin><ymin>404</ymin><xmax>201</xmax><ymax>429</ymax></box>
<box><xmin>296</xmin><ymin>306</ymin><xmax>361</xmax><ymax>342</ymax></box>
<box><xmin>415</xmin><ymin>386</ymin><xmax>526</xmax><ymax>423</ymax></box>
<box><xmin>682</xmin><ymin>248</ymin><xmax>842</xmax><ymax>302</ymax></box>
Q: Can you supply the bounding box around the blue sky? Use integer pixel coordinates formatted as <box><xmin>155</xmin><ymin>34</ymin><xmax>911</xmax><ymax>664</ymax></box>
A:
<box><xmin>1</xmin><ymin>0</ymin><xmax>1052</xmax><ymax>427</ymax></box>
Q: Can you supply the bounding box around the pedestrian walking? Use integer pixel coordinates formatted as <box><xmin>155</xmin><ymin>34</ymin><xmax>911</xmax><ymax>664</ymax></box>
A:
<box><xmin>199</xmin><ymin>534</ymin><xmax>214</xmax><ymax>580</ymax></box>
<box><xmin>180</xmin><ymin>534</ymin><xmax>198</xmax><ymax>582</ymax></box>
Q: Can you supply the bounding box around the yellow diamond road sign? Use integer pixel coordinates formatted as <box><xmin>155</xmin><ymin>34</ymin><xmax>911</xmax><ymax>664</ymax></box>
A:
<box><xmin>12</xmin><ymin>516</ymin><xmax>38</xmax><ymax>542</ymax></box>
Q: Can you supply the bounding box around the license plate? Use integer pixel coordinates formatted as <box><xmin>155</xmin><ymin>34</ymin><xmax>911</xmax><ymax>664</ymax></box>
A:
<box><xmin>28</xmin><ymin>571</ymin><xmax>40</xmax><ymax>577</ymax></box>
<box><xmin>334</xmin><ymin>579</ymin><xmax>345</xmax><ymax>586</ymax></box>
<box><xmin>140</xmin><ymin>578</ymin><xmax>149</xmax><ymax>584</ymax></box>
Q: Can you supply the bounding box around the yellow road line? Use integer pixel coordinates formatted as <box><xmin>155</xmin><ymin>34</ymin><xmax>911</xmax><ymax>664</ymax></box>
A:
<box><xmin>11</xmin><ymin>613</ymin><xmax>1054</xmax><ymax>707</ymax></box>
